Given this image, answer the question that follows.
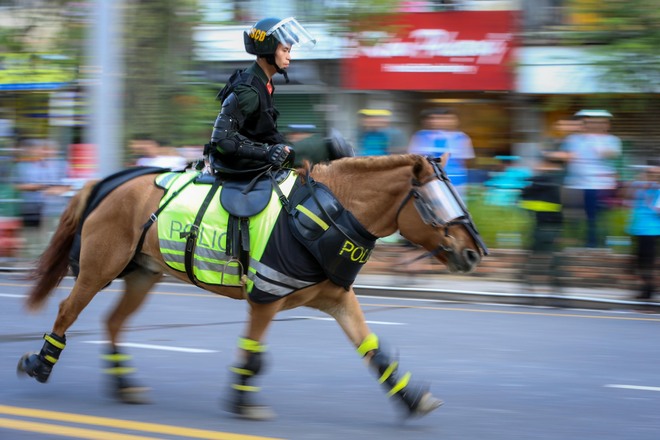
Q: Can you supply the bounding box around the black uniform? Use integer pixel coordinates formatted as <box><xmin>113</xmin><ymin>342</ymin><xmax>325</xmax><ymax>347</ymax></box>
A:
<box><xmin>519</xmin><ymin>167</ymin><xmax>565</xmax><ymax>287</ymax></box>
<box><xmin>206</xmin><ymin>62</ymin><xmax>289</xmax><ymax>174</ymax></box>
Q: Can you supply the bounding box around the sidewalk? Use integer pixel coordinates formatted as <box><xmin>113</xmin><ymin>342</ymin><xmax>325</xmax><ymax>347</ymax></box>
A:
<box><xmin>354</xmin><ymin>272</ymin><xmax>660</xmax><ymax>312</ymax></box>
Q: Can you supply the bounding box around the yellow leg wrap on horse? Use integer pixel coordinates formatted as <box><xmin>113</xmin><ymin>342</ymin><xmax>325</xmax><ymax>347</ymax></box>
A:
<box><xmin>387</xmin><ymin>371</ymin><xmax>411</xmax><ymax>397</ymax></box>
<box><xmin>232</xmin><ymin>384</ymin><xmax>260</xmax><ymax>392</ymax></box>
<box><xmin>378</xmin><ymin>361</ymin><xmax>398</xmax><ymax>384</ymax></box>
<box><xmin>103</xmin><ymin>367</ymin><xmax>137</xmax><ymax>376</ymax></box>
<box><xmin>230</xmin><ymin>367</ymin><xmax>255</xmax><ymax>376</ymax></box>
<box><xmin>44</xmin><ymin>334</ymin><xmax>66</xmax><ymax>350</ymax></box>
<box><xmin>43</xmin><ymin>355</ymin><xmax>59</xmax><ymax>365</ymax></box>
<box><xmin>238</xmin><ymin>337</ymin><xmax>267</xmax><ymax>353</ymax></box>
<box><xmin>102</xmin><ymin>353</ymin><xmax>132</xmax><ymax>362</ymax></box>
<box><xmin>357</xmin><ymin>333</ymin><xmax>379</xmax><ymax>357</ymax></box>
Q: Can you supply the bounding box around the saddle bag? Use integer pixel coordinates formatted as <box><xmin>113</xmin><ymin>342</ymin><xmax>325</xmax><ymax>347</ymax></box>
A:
<box><xmin>288</xmin><ymin>179</ymin><xmax>377</xmax><ymax>289</ymax></box>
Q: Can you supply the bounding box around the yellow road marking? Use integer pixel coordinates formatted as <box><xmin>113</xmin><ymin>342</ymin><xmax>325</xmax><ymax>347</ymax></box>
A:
<box><xmin>0</xmin><ymin>405</ymin><xmax>282</xmax><ymax>440</ymax></box>
<box><xmin>360</xmin><ymin>302</ymin><xmax>660</xmax><ymax>322</ymax></box>
<box><xmin>0</xmin><ymin>417</ymin><xmax>163</xmax><ymax>440</ymax></box>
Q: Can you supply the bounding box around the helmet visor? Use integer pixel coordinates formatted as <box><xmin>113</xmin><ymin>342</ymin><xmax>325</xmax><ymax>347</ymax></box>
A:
<box><xmin>267</xmin><ymin>17</ymin><xmax>316</xmax><ymax>49</ymax></box>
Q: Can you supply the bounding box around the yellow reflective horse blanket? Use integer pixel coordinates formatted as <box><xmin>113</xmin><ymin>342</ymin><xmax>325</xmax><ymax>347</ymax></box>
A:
<box><xmin>155</xmin><ymin>171</ymin><xmax>298</xmax><ymax>295</ymax></box>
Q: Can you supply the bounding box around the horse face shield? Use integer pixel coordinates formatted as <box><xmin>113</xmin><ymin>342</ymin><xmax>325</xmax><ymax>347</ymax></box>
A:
<box><xmin>412</xmin><ymin>168</ymin><xmax>489</xmax><ymax>256</ymax></box>
<box><xmin>413</xmin><ymin>180</ymin><xmax>464</xmax><ymax>228</ymax></box>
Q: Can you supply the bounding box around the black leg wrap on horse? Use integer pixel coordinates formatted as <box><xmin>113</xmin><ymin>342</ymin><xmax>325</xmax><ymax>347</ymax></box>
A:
<box><xmin>21</xmin><ymin>333</ymin><xmax>66</xmax><ymax>383</ymax></box>
<box><xmin>226</xmin><ymin>337</ymin><xmax>273</xmax><ymax>419</ymax></box>
<box><xmin>230</xmin><ymin>338</ymin><xmax>265</xmax><ymax>401</ymax></box>
<box><xmin>103</xmin><ymin>350</ymin><xmax>137</xmax><ymax>387</ymax></box>
<box><xmin>358</xmin><ymin>333</ymin><xmax>427</xmax><ymax>413</ymax></box>
<box><xmin>101</xmin><ymin>348</ymin><xmax>149</xmax><ymax>403</ymax></box>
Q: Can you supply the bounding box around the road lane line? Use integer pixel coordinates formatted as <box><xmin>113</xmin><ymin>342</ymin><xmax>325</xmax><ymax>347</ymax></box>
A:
<box><xmin>0</xmin><ymin>293</ymin><xmax>24</xmax><ymax>298</ymax></box>
<box><xmin>605</xmin><ymin>384</ymin><xmax>660</xmax><ymax>392</ymax></box>
<box><xmin>0</xmin><ymin>405</ymin><xmax>282</xmax><ymax>440</ymax></box>
<box><xmin>0</xmin><ymin>417</ymin><xmax>162</xmax><ymax>440</ymax></box>
<box><xmin>290</xmin><ymin>315</ymin><xmax>405</xmax><ymax>325</ymax></box>
<box><xmin>83</xmin><ymin>341</ymin><xmax>217</xmax><ymax>353</ymax></box>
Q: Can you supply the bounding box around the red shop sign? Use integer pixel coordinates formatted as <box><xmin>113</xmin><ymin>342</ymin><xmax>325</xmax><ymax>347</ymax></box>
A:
<box><xmin>342</xmin><ymin>11</ymin><xmax>517</xmax><ymax>91</ymax></box>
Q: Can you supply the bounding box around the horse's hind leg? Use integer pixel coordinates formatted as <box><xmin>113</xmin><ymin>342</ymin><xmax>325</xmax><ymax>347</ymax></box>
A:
<box><xmin>225</xmin><ymin>300</ymin><xmax>282</xmax><ymax>421</ymax></box>
<box><xmin>319</xmin><ymin>288</ymin><xmax>443</xmax><ymax>418</ymax></box>
<box><xmin>103</xmin><ymin>267</ymin><xmax>162</xmax><ymax>404</ymax></box>
<box><xmin>18</xmin><ymin>275</ymin><xmax>111</xmax><ymax>383</ymax></box>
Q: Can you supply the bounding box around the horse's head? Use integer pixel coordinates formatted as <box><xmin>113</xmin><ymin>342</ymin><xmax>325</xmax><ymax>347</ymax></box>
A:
<box><xmin>396</xmin><ymin>154</ymin><xmax>488</xmax><ymax>273</ymax></box>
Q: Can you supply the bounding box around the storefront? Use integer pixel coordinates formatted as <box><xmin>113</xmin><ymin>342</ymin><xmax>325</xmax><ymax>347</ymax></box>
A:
<box><xmin>340</xmin><ymin>10</ymin><xmax>518</xmax><ymax>159</ymax></box>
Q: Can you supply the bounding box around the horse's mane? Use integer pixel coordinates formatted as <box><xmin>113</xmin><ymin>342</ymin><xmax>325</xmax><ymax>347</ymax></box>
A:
<box><xmin>302</xmin><ymin>154</ymin><xmax>425</xmax><ymax>181</ymax></box>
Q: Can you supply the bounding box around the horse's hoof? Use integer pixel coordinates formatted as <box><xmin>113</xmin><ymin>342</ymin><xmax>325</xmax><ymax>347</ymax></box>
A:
<box><xmin>409</xmin><ymin>392</ymin><xmax>443</xmax><ymax>418</ymax></box>
<box><xmin>115</xmin><ymin>386</ymin><xmax>151</xmax><ymax>404</ymax></box>
<box><xmin>16</xmin><ymin>353</ymin><xmax>32</xmax><ymax>375</ymax></box>
<box><xmin>229</xmin><ymin>404</ymin><xmax>276</xmax><ymax>421</ymax></box>
<box><xmin>17</xmin><ymin>353</ymin><xmax>51</xmax><ymax>383</ymax></box>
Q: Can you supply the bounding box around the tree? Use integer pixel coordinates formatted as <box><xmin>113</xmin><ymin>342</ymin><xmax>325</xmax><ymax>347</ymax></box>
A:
<box><xmin>567</xmin><ymin>0</ymin><xmax>660</xmax><ymax>93</ymax></box>
<box><xmin>122</xmin><ymin>0</ymin><xmax>206</xmax><ymax>147</ymax></box>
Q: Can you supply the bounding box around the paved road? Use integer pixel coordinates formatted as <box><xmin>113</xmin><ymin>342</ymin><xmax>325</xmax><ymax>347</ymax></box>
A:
<box><xmin>1</xmin><ymin>274</ymin><xmax>659</xmax><ymax>439</ymax></box>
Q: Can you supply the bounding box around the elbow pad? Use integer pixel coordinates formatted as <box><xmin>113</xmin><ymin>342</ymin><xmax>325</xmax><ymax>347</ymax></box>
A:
<box><xmin>210</xmin><ymin>93</ymin><xmax>246</xmax><ymax>154</ymax></box>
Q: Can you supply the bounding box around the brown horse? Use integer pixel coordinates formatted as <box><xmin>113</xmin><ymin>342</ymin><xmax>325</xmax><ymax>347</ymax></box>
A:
<box><xmin>17</xmin><ymin>154</ymin><xmax>486</xmax><ymax>421</ymax></box>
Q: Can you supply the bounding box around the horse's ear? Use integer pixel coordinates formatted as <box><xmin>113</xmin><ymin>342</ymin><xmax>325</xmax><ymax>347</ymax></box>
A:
<box><xmin>439</xmin><ymin>152</ymin><xmax>450</xmax><ymax>168</ymax></box>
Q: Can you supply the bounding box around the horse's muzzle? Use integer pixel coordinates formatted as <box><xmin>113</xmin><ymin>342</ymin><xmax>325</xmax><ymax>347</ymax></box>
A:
<box><xmin>446</xmin><ymin>248</ymin><xmax>481</xmax><ymax>273</ymax></box>
<box><xmin>463</xmin><ymin>248</ymin><xmax>481</xmax><ymax>268</ymax></box>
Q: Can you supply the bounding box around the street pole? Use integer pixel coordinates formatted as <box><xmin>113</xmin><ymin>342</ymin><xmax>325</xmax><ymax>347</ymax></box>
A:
<box><xmin>87</xmin><ymin>0</ymin><xmax>124</xmax><ymax>177</ymax></box>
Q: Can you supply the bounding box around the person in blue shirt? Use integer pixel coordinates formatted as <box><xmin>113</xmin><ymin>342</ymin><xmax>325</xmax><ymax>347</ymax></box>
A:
<box><xmin>626</xmin><ymin>165</ymin><xmax>660</xmax><ymax>301</ymax></box>
<box><xmin>408</xmin><ymin>108</ymin><xmax>475</xmax><ymax>199</ymax></box>
<box><xmin>356</xmin><ymin>109</ymin><xmax>406</xmax><ymax>157</ymax></box>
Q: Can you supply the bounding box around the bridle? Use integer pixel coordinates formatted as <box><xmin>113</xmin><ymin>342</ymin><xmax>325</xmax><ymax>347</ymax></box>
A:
<box><xmin>396</xmin><ymin>157</ymin><xmax>489</xmax><ymax>262</ymax></box>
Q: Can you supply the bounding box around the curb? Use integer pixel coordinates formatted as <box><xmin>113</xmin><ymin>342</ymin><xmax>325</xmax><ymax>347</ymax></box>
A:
<box><xmin>353</xmin><ymin>285</ymin><xmax>660</xmax><ymax>313</ymax></box>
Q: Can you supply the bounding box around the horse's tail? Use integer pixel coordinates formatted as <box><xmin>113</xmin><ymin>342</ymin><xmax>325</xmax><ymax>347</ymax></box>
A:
<box><xmin>25</xmin><ymin>180</ymin><xmax>97</xmax><ymax>311</ymax></box>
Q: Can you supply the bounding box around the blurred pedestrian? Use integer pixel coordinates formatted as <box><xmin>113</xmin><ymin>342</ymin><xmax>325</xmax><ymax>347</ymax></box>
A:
<box><xmin>130</xmin><ymin>135</ymin><xmax>188</xmax><ymax>170</ymax></box>
<box><xmin>561</xmin><ymin>109</ymin><xmax>622</xmax><ymax>248</ymax></box>
<box><xmin>625</xmin><ymin>164</ymin><xmax>660</xmax><ymax>301</ymax></box>
<box><xmin>356</xmin><ymin>109</ymin><xmax>407</xmax><ymax>156</ymax></box>
<box><xmin>519</xmin><ymin>153</ymin><xmax>565</xmax><ymax>290</ymax></box>
<box><xmin>408</xmin><ymin>108</ymin><xmax>474</xmax><ymax>199</ymax></box>
<box><xmin>545</xmin><ymin>116</ymin><xmax>583</xmax><ymax>155</ymax></box>
<box><xmin>205</xmin><ymin>17</ymin><xmax>325</xmax><ymax>175</ymax></box>
<box><xmin>13</xmin><ymin>139</ymin><xmax>69</xmax><ymax>258</ymax></box>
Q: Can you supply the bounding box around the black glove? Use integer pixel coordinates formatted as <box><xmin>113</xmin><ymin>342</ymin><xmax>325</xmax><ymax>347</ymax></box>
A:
<box><xmin>267</xmin><ymin>144</ymin><xmax>292</xmax><ymax>167</ymax></box>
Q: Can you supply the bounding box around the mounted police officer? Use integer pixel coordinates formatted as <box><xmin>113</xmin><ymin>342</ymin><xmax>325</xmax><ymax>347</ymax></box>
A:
<box><xmin>205</xmin><ymin>17</ymin><xmax>314</xmax><ymax>174</ymax></box>
<box><xmin>205</xmin><ymin>17</ymin><xmax>353</xmax><ymax>175</ymax></box>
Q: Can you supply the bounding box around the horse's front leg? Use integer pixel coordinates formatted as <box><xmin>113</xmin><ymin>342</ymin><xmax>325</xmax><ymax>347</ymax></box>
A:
<box><xmin>322</xmin><ymin>288</ymin><xmax>443</xmax><ymax>418</ymax></box>
<box><xmin>226</xmin><ymin>299</ymin><xmax>282</xmax><ymax>420</ymax></box>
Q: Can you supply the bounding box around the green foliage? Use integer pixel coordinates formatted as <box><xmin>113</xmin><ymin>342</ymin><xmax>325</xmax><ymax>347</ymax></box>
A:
<box><xmin>168</xmin><ymin>84</ymin><xmax>221</xmax><ymax>146</ymax></box>
<box><xmin>566</xmin><ymin>0</ymin><xmax>660</xmax><ymax>93</ymax></box>
<box><xmin>122</xmin><ymin>0</ymin><xmax>201</xmax><ymax>146</ymax></box>
<box><xmin>468</xmin><ymin>186</ymin><xmax>633</xmax><ymax>253</ymax></box>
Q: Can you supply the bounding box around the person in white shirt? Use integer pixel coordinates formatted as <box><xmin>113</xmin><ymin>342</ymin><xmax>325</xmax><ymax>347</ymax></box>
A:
<box><xmin>561</xmin><ymin>109</ymin><xmax>622</xmax><ymax>247</ymax></box>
